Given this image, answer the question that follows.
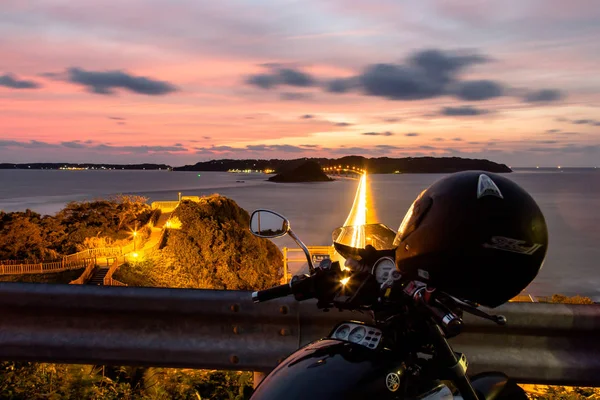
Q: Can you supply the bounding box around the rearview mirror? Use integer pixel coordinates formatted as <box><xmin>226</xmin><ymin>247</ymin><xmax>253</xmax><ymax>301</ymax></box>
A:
<box><xmin>249</xmin><ymin>210</ymin><xmax>290</xmax><ymax>238</ymax></box>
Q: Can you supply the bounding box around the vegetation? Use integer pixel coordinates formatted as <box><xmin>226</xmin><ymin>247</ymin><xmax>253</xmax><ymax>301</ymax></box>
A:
<box><xmin>268</xmin><ymin>160</ymin><xmax>334</xmax><ymax>183</ymax></box>
<box><xmin>0</xmin><ymin>195</ymin><xmax>151</xmax><ymax>262</ymax></box>
<box><xmin>0</xmin><ymin>193</ymin><xmax>281</xmax><ymax>399</ymax></box>
<box><xmin>548</xmin><ymin>294</ymin><xmax>595</xmax><ymax>304</ymax></box>
<box><xmin>115</xmin><ymin>195</ymin><xmax>283</xmax><ymax>290</ymax></box>
<box><xmin>0</xmin><ymin>268</ymin><xmax>84</xmax><ymax>283</ymax></box>
<box><xmin>175</xmin><ymin>155</ymin><xmax>512</xmax><ymax>173</ymax></box>
<box><xmin>0</xmin><ymin>363</ymin><xmax>253</xmax><ymax>399</ymax></box>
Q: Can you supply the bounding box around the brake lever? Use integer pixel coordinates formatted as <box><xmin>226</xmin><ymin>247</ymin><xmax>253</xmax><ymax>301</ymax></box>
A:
<box><xmin>454</xmin><ymin>298</ymin><xmax>506</xmax><ymax>325</ymax></box>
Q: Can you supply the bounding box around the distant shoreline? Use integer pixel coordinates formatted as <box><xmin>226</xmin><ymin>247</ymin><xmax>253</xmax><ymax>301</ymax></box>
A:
<box><xmin>1</xmin><ymin>156</ymin><xmax>514</xmax><ymax>174</ymax></box>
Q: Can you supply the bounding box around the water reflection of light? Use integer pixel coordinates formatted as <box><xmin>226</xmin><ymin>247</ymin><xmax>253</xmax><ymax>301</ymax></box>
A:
<box><xmin>343</xmin><ymin>173</ymin><xmax>368</xmax><ymax>249</ymax></box>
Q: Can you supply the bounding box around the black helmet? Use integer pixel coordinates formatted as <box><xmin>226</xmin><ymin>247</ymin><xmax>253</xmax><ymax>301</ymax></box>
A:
<box><xmin>393</xmin><ymin>171</ymin><xmax>548</xmax><ymax>308</ymax></box>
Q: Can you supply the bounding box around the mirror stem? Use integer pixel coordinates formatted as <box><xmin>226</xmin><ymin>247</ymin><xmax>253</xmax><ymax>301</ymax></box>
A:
<box><xmin>288</xmin><ymin>229</ymin><xmax>314</xmax><ymax>274</ymax></box>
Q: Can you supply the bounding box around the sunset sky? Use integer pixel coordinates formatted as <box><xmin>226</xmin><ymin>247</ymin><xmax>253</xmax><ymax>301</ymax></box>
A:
<box><xmin>1</xmin><ymin>0</ymin><xmax>599</xmax><ymax>167</ymax></box>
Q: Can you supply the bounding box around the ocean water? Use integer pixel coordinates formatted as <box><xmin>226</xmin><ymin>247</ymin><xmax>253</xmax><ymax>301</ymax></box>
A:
<box><xmin>0</xmin><ymin>168</ymin><xmax>598</xmax><ymax>300</ymax></box>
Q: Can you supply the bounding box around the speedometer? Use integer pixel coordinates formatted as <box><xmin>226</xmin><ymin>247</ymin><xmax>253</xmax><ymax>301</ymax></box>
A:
<box><xmin>372</xmin><ymin>257</ymin><xmax>396</xmax><ymax>284</ymax></box>
<box><xmin>348</xmin><ymin>326</ymin><xmax>367</xmax><ymax>343</ymax></box>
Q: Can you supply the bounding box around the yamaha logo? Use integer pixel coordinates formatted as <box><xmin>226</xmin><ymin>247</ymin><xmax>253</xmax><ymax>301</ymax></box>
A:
<box><xmin>386</xmin><ymin>372</ymin><xmax>400</xmax><ymax>392</ymax></box>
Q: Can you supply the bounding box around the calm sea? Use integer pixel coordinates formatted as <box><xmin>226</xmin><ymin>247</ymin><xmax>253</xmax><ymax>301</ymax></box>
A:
<box><xmin>1</xmin><ymin>168</ymin><xmax>599</xmax><ymax>300</ymax></box>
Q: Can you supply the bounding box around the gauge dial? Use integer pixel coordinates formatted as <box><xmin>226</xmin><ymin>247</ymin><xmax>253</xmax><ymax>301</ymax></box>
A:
<box><xmin>335</xmin><ymin>324</ymin><xmax>351</xmax><ymax>339</ymax></box>
<box><xmin>372</xmin><ymin>257</ymin><xmax>396</xmax><ymax>284</ymax></box>
<box><xmin>348</xmin><ymin>326</ymin><xmax>367</xmax><ymax>343</ymax></box>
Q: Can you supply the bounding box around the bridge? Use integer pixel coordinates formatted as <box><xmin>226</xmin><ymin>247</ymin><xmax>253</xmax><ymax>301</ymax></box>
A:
<box><xmin>323</xmin><ymin>165</ymin><xmax>366</xmax><ymax>178</ymax></box>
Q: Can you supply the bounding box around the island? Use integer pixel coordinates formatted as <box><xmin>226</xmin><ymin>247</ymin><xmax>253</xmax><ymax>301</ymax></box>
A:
<box><xmin>268</xmin><ymin>160</ymin><xmax>334</xmax><ymax>183</ymax></box>
<box><xmin>175</xmin><ymin>156</ymin><xmax>512</xmax><ymax>174</ymax></box>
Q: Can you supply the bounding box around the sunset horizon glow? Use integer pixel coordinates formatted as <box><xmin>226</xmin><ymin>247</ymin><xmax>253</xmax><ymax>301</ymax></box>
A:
<box><xmin>2</xmin><ymin>0</ymin><xmax>599</xmax><ymax>167</ymax></box>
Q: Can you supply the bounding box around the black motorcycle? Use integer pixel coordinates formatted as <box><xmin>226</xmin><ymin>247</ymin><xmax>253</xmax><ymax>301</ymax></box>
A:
<box><xmin>248</xmin><ymin>209</ymin><xmax>527</xmax><ymax>400</ymax></box>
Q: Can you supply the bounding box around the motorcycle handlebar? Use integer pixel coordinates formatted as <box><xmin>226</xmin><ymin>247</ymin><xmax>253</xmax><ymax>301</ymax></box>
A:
<box><xmin>412</xmin><ymin>287</ymin><xmax>463</xmax><ymax>336</ymax></box>
<box><xmin>252</xmin><ymin>283</ymin><xmax>292</xmax><ymax>303</ymax></box>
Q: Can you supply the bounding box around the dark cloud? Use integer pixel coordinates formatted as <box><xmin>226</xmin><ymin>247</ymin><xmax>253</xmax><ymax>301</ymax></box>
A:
<box><xmin>383</xmin><ymin>117</ymin><xmax>401</xmax><ymax>123</ymax></box>
<box><xmin>194</xmin><ymin>145</ymin><xmax>236</xmax><ymax>154</ymax></box>
<box><xmin>325</xmin><ymin>78</ymin><xmax>357</xmax><ymax>93</ymax></box>
<box><xmin>362</xmin><ymin>131</ymin><xmax>394</xmax><ymax>136</ymax></box>
<box><xmin>404</xmin><ymin>132</ymin><xmax>420</xmax><ymax>137</ymax></box>
<box><xmin>455</xmin><ymin>80</ymin><xmax>503</xmax><ymax>101</ymax></box>
<box><xmin>0</xmin><ymin>73</ymin><xmax>41</xmax><ymax>89</ymax></box>
<box><xmin>452</xmin><ymin>137</ymin><xmax>463</xmax><ymax>141</ymax></box>
<box><xmin>108</xmin><ymin>116</ymin><xmax>126</xmax><ymax>121</ymax></box>
<box><xmin>525</xmin><ymin>144</ymin><xmax>599</xmax><ymax>154</ymax></box>
<box><xmin>174</xmin><ymin>143</ymin><xmax>184</xmax><ymax>147</ymax></box>
<box><xmin>91</xmin><ymin>144</ymin><xmax>185</xmax><ymax>153</ymax></box>
<box><xmin>65</xmin><ymin>67</ymin><xmax>177</xmax><ymax>95</ymax></box>
<box><xmin>280</xmin><ymin>92</ymin><xmax>312</xmax><ymax>101</ymax></box>
<box><xmin>523</xmin><ymin>89</ymin><xmax>564</xmax><ymax>103</ymax></box>
<box><xmin>246</xmin><ymin>144</ymin><xmax>305</xmax><ymax>153</ymax></box>
<box><xmin>419</xmin><ymin>145</ymin><xmax>436</xmax><ymax>150</ymax></box>
<box><xmin>432</xmin><ymin>138</ymin><xmax>445</xmax><ymax>141</ymax></box>
<box><xmin>246</xmin><ymin>66</ymin><xmax>316</xmax><ymax>89</ymax></box>
<box><xmin>61</xmin><ymin>141</ymin><xmax>86</xmax><ymax>149</ymax></box>
<box><xmin>246</xmin><ymin>74</ymin><xmax>278</xmax><ymax>89</ymax></box>
<box><xmin>375</xmin><ymin>144</ymin><xmax>403</xmax><ymax>151</ymax></box>
<box><xmin>334</xmin><ymin>122</ymin><xmax>352</xmax><ymax>127</ymax></box>
<box><xmin>203</xmin><ymin>136</ymin><xmax>211</xmax><ymax>140</ymax></box>
<box><xmin>300</xmin><ymin>144</ymin><xmax>319</xmax><ymax>148</ymax></box>
<box><xmin>0</xmin><ymin>140</ymin><xmax>57</xmax><ymax>148</ymax></box>
<box><xmin>546</xmin><ymin>129</ymin><xmax>561</xmax><ymax>134</ymax></box>
<box><xmin>0</xmin><ymin>139</ymin><xmax>184</xmax><ymax>154</ymax></box>
<box><xmin>409</xmin><ymin>49</ymin><xmax>488</xmax><ymax>77</ymax></box>
<box><xmin>441</xmin><ymin>105</ymin><xmax>489</xmax><ymax>116</ymax></box>
<box><xmin>245</xmin><ymin>49</ymin><xmax>566</xmax><ymax>105</ymax></box>
<box><xmin>468</xmin><ymin>141</ymin><xmax>481</xmax><ymax>144</ymax></box>
<box><xmin>300</xmin><ymin>114</ymin><xmax>314</xmax><ymax>119</ymax></box>
<box><xmin>329</xmin><ymin>147</ymin><xmax>371</xmax><ymax>155</ymax></box>
<box><xmin>356</xmin><ymin>49</ymin><xmax>489</xmax><ymax>101</ymax></box>
<box><xmin>571</xmin><ymin>119</ymin><xmax>600</xmax><ymax>126</ymax></box>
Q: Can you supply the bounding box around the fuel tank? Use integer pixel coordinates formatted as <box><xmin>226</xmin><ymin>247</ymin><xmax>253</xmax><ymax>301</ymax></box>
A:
<box><xmin>250</xmin><ymin>339</ymin><xmax>450</xmax><ymax>400</ymax></box>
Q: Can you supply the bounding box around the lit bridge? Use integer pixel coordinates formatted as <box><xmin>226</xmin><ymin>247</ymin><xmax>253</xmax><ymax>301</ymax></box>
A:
<box><xmin>323</xmin><ymin>166</ymin><xmax>366</xmax><ymax>177</ymax></box>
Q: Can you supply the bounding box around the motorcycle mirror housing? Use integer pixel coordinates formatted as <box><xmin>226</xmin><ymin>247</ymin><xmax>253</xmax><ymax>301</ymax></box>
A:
<box><xmin>249</xmin><ymin>209</ymin><xmax>290</xmax><ymax>238</ymax></box>
<box><xmin>249</xmin><ymin>209</ymin><xmax>315</xmax><ymax>274</ymax></box>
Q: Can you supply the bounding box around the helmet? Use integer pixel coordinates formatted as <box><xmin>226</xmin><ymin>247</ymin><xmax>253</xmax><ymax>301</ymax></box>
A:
<box><xmin>393</xmin><ymin>171</ymin><xmax>548</xmax><ymax>308</ymax></box>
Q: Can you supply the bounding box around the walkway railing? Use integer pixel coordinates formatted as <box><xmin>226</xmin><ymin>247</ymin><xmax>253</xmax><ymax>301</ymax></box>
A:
<box><xmin>0</xmin><ymin>258</ymin><xmax>91</xmax><ymax>275</ymax></box>
<box><xmin>103</xmin><ymin>257</ymin><xmax>127</xmax><ymax>286</ymax></box>
<box><xmin>69</xmin><ymin>260</ymin><xmax>97</xmax><ymax>284</ymax></box>
<box><xmin>0</xmin><ymin>242</ymin><xmax>138</xmax><ymax>276</ymax></box>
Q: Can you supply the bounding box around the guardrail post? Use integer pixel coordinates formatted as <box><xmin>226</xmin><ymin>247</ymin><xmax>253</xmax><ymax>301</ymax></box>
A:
<box><xmin>282</xmin><ymin>247</ymin><xmax>288</xmax><ymax>283</ymax></box>
<box><xmin>253</xmin><ymin>371</ymin><xmax>266</xmax><ymax>389</ymax></box>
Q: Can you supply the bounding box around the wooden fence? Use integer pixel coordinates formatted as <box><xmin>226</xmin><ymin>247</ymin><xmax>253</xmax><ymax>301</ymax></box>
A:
<box><xmin>69</xmin><ymin>260</ymin><xmax>97</xmax><ymax>285</ymax></box>
<box><xmin>103</xmin><ymin>257</ymin><xmax>127</xmax><ymax>286</ymax></box>
<box><xmin>0</xmin><ymin>244</ymin><xmax>135</xmax><ymax>276</ymax></box>
<box><xmin>0</xmin><ymin>258</ymin><xmax>91</xmax><ymax>275</ymax></box>
<box><xmin>151</xmin><ymin>201</ymin><xmax>180</xmax><ymax>211</ymax></box>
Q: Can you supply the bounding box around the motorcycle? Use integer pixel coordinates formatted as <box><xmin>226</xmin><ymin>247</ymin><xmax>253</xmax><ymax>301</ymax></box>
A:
<box><xmin>247</xmin><ymin>209</ymin><xmax>528</xmax><ymax>400</ymax></box>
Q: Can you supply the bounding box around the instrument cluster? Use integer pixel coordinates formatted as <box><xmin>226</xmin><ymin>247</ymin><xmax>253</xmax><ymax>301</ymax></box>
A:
<box><xmin>330</xmin><ymin>322</ymin><xmax>383</xmax><ymax>349</ymax></box>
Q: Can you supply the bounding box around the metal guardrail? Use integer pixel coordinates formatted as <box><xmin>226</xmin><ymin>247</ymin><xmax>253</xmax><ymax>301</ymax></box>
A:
<box><xmin>0</xmin><ymin>284</ymin><xmax>598</xmax><ymax>386</ymax></box>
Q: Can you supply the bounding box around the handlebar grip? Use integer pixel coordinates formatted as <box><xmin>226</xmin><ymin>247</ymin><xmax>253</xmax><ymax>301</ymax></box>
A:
<box><xmin>426</xmin><ymin>301</ymin><xmax>463</xmax><ymax>336</ymax></box>
<box><xmin>252</xmin><ymin>283</ymin><xmax>292</xmax><ymax>303</ymax></box>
